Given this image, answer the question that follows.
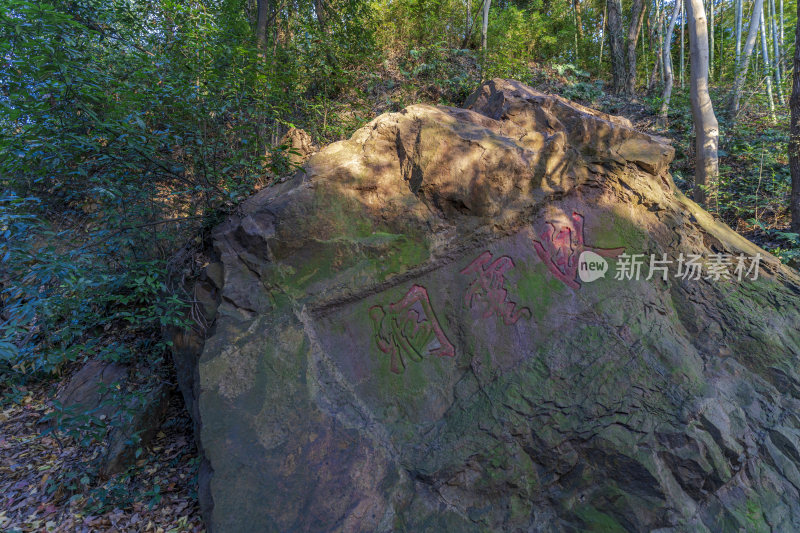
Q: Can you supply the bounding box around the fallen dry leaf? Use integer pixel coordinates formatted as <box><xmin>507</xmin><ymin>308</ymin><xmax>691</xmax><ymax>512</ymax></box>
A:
<box><xmin>0</xmin><ymin>377</ymin><xmax>205</xmax><ymax>533</ymax></box>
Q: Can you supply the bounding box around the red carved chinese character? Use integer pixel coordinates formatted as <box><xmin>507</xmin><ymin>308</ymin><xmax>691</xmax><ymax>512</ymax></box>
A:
<box><xmin>369</xmin><ymin>285</ymin><xmax>455</xmax><ymax>374</ymax></box>
<box><xmin>533</xmin><ymin>212</ymin><xmax>625</xmax><ymax>289</ymax></box>
<box><xmin>460</xmin><ymin>251</ymin><xmax>531</xmax><ymax>325</ymax></box>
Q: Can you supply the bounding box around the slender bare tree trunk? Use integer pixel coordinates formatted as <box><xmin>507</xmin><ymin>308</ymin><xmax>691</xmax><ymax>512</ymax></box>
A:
<box><xmin>625</xmin><ymin>0</ymin><xmax>647</xmax><ymax>93</ymax></box>
<box><xmin>600</xmin><ymin>3</ymin><xmax>607</xmax><ymax>60</ymax></box>
<box><xmin>641</xmin><ymin>12</ymin><xmax>646</xmax><ymax>61</ymax></box>
<box><xmin>608</xmin><ymin>0</ymin><xmax>627</xmax><ymax>92</ymax></box>
<box><xmin>686</xmin><ymin>0</ymin><xmax>719</xmax><ymax>204</ymax></box>
<box><xmin>649</xmin><ymin>1</ymin><xmax>665</xmax><ymax>91</ymax></box>
<box><xmin>660</xmin><ymin>8</ymin><xmax>666</xmax><ymax>84</ymax></box>
<box><xmin>791</xmin><ymin>0</ymin><xmax>800</xmax><ymax>232</ymax></box>
<box><xmin>660</xmin><ymin>0</ymin><xmax>682</xmax><ymax>125</ymax></box>
<box><xmin>709</xmin><ymin>0</ymin><xmax>714</xmax><ymax>81</ymax></box>
<box><xmin>760</xmin><ymin>4</ymin><xmax>778</xmax><ymax>121</ymax></box>
<box><xmin>735</xmin><ymin>0</ymin><xmax>743</xmax><ymax>65</ymax></box>
<box><xmin>729</xmin><ymin>0</ymin><xmax>765</xmax><ymax>118</ymax></box>
<box><xmin>719</xmin><ymin>0</ymin><xmax>726</xmax><ymax>78</ymax></box>
<box><xmin>574</xmin><ymin>0</ymin><xmax>584</xmax><ymax>62</ymax></box>
<box><xmin>754</xmin><ymin>19</ymin><xmax>761</xmax><ymax>81</ymax></box>
<box><xmin>680</xmin><ymin>0</ymin><xmax>685</xmax><ymax>88</ymax></box>
<box><xmin>481</xmin><ymin>0</ymin><xmax>491</xmax><ymax>52</ymax></box>
<box><xmin>780</xmin><ymin>0</ymin><xmax>785</xmax><ymax>101</ymax></box>
<box><xmin>256</xmin><ymin>0</ymin><xmax>270</xmax><ymax>51</ymax></box>
<box><xmin>769</xmin><ymin>0</ymin><xmax>785</xmax><ymax>103</ymax></box>
<box><xmin>463</xmin><ymin>0</ymin><xmax>473</xmax><ymax>48</ymax></box>
<box><xmin>780</xmin><ymin>0</ymin><xmax>784</xmax><ymax>62</ymax></box>
<box><xmin>572</xmin><ymin>4</ymin><xmax>580</xmax><ymax>61</ymax></box>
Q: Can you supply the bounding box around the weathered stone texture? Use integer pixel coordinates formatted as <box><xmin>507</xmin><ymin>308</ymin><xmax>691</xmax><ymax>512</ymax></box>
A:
<box><xmin>172</xmin><ymin>79</ymin><xmax>800</xmax><ymax>532</ymax></box>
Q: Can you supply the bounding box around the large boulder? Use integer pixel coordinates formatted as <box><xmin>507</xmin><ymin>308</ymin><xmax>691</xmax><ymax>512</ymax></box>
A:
<box><xmin>172</xmin><ymin>79</ymin><xmax>800</xmax><ymax>532</ymax></box>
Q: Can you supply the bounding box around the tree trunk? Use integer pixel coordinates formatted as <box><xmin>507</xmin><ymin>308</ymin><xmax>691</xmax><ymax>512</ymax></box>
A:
<box><xmin>760</xmin><ymin>4</ymin><xmax>777</xmax><ymax>121</ymax></box>
<box><xmin>686</xmin><ymin>0</ymin><xmax>719</xmax><ymax>204</ymax></box>
<box><xmin>754</xmin><ymin>22</ymin><xmax>761</xmax><ymax>83</ymax></box>
<box><xmin>735</xmin><ymin>0</ymin><xmax>743</xmax><ymax>65</ymax></box>
<box><xmin>600</xmin><ymin>3</ymin><xmax>607</xmax><ymax>61</ymax></box>
<box><xmin>659</xmin><ymin>0</ymin><xmax>682</xmax><ymax>125</ymax></box>
<box><xmin>791</xmin><ymin>0</ymin><xmax>800</xmax><ymax>232</ymax></box>
<box><xmin>719</xmin><ymin>0</ymin><xmax>726</xmax><ymax>78</ymax></box>
<box><xmin>770</xmin><ymin>0</ymin><xmax>785</xmax><ymax>103</ymax></box>
<box><xmin>728</xmin><ymin>0</ymin><xmax>765</xmax><ymax>118</ymax></box>
<box><xmin>462</xmin><ymin>0</ymin><xmax>473</xmax><ymax>48</ymax></box>
<box><xmin>256</xmin><ymin>0</ymin><xmax>270</xmax><ymax>51</ymax></box>
<box><xmin>607</xmin><ymin>0</ymin><xmax>627</xmax><ymax>92</ymax></box>
<box><xmin>625</xmin><ymin>0</ymin><xmax>647</xmax><ymax>94</ymax></box>
<box><xmin>780</xmin><ymin>0</ymin><xmax>785</xmax><ymax>101</ymax></box>
<box><xmin>640</xmin><ymin>7</ymin><xmax>646</xmax><ymax>70</ymax></box>
<box><xmin>481</xmin><ymin>0</ymin><xmax>490</xmax><ymax>52</ymax></box>
<box><xmin>574</xmin><ymin>0</ymin><xmax>584</xmax><ymax>62</ymax></box>
<box><xmin>649</xmin><ymin>2</ymin><xmax>664</xmax><ymax>91</ymax></box>
<box><xmin>780</xmin><ymin>0</ymin><xmax>784</xmax><ymax>62</ymax></box>
<box><xmin>573</xmin><ymin>4</ymin><xmax>580</xmax><ymax>61</ymax></box>
<box><xmin>314</xmin><ymin>0</ymin><xmax>327</xmax><ymax>29</ymax></box>
<box><xmin>660</xmin><ymin>8</ymin><xmax>666</xmax><ymax>84</ymax></box>
<box><xmin>709</xmin><ymin>0</ymin><xmax>714</xmax><ymax>81</ymax></box>
<box><xmin>680</xmin><ymin>0</ymin><xmax>685</xmax><ymax>88</ymax></box>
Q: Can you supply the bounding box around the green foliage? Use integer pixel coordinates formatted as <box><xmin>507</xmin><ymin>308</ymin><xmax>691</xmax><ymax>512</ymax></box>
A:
<box><xmin>561</xmin><ymin>80</ymin><xmax>603</xmax><ymax>102</ymax></box>
<box><xmin>749</xmin><ymin>220</ymin><xmax>800</xmax><ymax>265</ymax></box>
<box><xmin>399</xmin><ymin>44</ymin><xmax>478</xmax><ymax>101</ymax></box>
<box><xmin>0</xmin><ymin>195</ymin><xmax>191</xmax><ymax>375</ymax></box>
<box><xmin>716</xmin><ymin>123</ymin><xmax>791</xmax><ymax>226</ymax></box>
<box><xmin>554</xmin><ymin>63</ymin><xmax>588</xmax><ymax>79</ymax></box>
<box><xmin>375</xmin><ymin>0</ymin><xmax>476</xmax><ymax>51</ymax></box>
<box><xmin>553</xmin><ymin>63</ymin><xmax>602</xmax><ymax>103</ymax></box>
<box><xmin>0</xmin><ymin>0</ymin><xmax>372</xmax><ymax>378</ymax></box>
<box><xmin>375</xmin><ymin>0</ymin><xmax>581</xmax><ymax>80</ymax></box>
<box><xmin>484</xmin><ymin>4</ymin><xmax>569</xmax><ymax>81</ymax></box>
<box><xmin>293</xmin><ymin>0</ymin><xmax>377</xmax><ymax>97</ymax></box>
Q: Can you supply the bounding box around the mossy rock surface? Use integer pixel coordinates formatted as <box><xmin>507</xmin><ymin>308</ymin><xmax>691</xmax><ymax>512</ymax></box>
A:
<box><xmin>171</xmin><ymin>79</ymin><xmax>800</xmax><ymax>532</ymax></box>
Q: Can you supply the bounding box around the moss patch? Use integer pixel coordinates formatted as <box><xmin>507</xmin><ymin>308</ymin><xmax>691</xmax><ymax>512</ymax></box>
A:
<box><xmin>512</xmin><ymin>261</ymin><xmax>568</xmax><ymax>321</ymax></box>
<box><xmin>270</xmin><ymin>198</ymin><xmax>430</xmax><ymax>298</ymax></box>
<box><xmin>590</xmin><ymin>207</ymin><xmax>649</xmax><ymax>253</ymax></box>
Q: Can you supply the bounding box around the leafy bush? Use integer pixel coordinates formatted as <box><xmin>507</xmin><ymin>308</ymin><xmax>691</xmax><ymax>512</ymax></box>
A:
<box><xmin>561</xmin><ymin>80</ymin><xmax>604</xmax><ymax>103</ymax></box>
<box><xmin>0</xmin><ymin>0</ymin><xmax>327</xmax><ymax>379</ymax></box>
